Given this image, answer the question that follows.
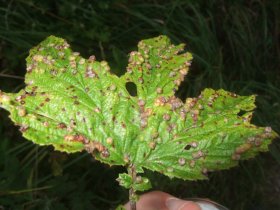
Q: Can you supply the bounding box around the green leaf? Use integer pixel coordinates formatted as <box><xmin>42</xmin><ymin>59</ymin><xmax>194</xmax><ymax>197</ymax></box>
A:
<box><xmin>117</xmin><ymin>173</ymin><xmax>152</xmax><ymax>192</ymax></box>
<box><xmin>116</xmin><ymin>205</ymin><xmax>126</xmax><ymax>210</ymax></box>
<box><xmin>117</xmin><ymin>173</ymin><xmax>133</xmax><ymax>189</ymax></box>
<box><xmin>0</xmin><ymin>35</ymin><xmax>278</xmax><ymax>186</ymax></box>
<box><xmin>133</xmin><ymin>176</ymin><xmax>152</xmax><ymax>192</ymax></box>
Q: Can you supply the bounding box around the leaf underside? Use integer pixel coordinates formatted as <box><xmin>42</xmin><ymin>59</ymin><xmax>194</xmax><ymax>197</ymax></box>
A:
<box><xmin>0</xmin><ymin>35</ymin><xmax>278</xmax><ymax>181</ymax></box>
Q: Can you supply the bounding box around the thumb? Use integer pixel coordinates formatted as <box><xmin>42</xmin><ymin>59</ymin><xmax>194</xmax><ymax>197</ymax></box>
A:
<box><xmin>166</xmin><ymin>198</ymin><xmax>202</xmax><ymax>210</ymax></box>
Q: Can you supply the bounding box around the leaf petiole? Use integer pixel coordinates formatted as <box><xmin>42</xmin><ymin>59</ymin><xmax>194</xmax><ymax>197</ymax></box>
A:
<box><xmin>128</xmin><ymin>164</ymin><xmax>137</xmax><ymax>210</ymax></box>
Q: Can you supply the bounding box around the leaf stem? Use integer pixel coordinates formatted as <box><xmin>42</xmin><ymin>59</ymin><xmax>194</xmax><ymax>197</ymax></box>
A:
<box><xmin>128</xmin><ymin>164</ymin><xmax>137</xmax><ymax>210</ymax></box>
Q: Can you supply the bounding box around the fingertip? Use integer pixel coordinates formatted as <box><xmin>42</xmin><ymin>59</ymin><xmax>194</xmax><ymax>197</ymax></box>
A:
<box><xmin>166</xmin><ymin>198</ymin><xmax>202</xmax><ymax>210</ymax></box>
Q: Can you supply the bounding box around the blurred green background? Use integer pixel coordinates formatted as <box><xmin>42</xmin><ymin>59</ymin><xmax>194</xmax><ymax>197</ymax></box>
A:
<box><xmin>0</xmin><ymin>0</ymin><xmax>279</xmax><ymax>209</ymax></box>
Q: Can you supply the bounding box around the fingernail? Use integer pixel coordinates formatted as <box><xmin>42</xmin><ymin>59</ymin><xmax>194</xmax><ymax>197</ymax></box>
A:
<box><xmin>166</xmin><ymin>198</ymin><xmax>191</xmax><ymax>210</ymax></box>
<box><xmin>196</xmin><ymin>202</ymin><xmax>220</xmax><ymax>210</ymax></box>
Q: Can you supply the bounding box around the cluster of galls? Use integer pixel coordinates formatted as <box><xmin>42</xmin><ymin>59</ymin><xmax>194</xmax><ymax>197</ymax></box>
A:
<box><xmin>147</xmin><ymin>131</ymin><xmax>161</xmax><ymax>150</ymax></box>
<box><xmin>26</xmin><ymin>40</ymin><xmax>71</xmax><ymax>79</ymax></box>
<box><xmin>30</xmin><ymin>38</ymin><xmax>112</xmax><ymax>84</ymax></box>
<box><xmin>127</xmin><ymin>38</ymin><xmax>191</xmax><ymax>95</ymax></box>
<box><xmin>166</xmin><ymin>148</ymin><xmax>204</xmax><ymax>174</ymax></box>
<box><xmin>51</xmin><ymin>39</ymin><xmax>70</xmax><ymax>50</ymax></box>
<box><xmin>14</xmin><ymin>92</ymin><xmax>37</xmax><ymax>132</ymax></box>
<box><xmin>85</xmin><ymin>65</ymin><xmax>98</xmax><ymax>78</ymax></box>
<box><xmin>154</xmin><ymin>95</ymin><xmax>188</xmax><ymax>123</ymax></box>
<box><xmin>169</xmin><ymin>63</ymin><xmax>189</xmax><ymax>88</ymax></box>
<box><xmin>128</xmin><ymin>51</ymin><xmax>145</xmax><ymax>66</ymax></box>
<box><xmin>138</xmin><ymin>99</ymin><xmax>152</xmax><ymax>128</ymax></box>
<box><xmin>64</xmin><ymin>134</ymin><xmax>110</xmax><ymax>158</ymax></box>
<box><xmin>68</xmin><ymin>52</ymin><xmax>81</xmax><ymax>73</ymax></box>
<box><xmin>231</xmin><ymin>127</ymin><xmax>273</xmax><ymax>161</ymax></box>
<box><xmin>185</xmin><ymin>98</ymin><xmax>205</xmax><ymax>123</ymax></box>
<box><xmin>154</xmin><ymin>95</ymin><xmax>183</xmax><ymax>109</ymax></box>
<box><xmin>32</xmin><ymin>54</ymin><xmax>55</xmax><ymax>65</ymax></box>
<box><xmin>126</xmin><ymin>51</ymin><xmax>146</xmax><ymax>76</ymax></box>
<box><xmin>85</xmin><ymin>57</ymin><xmax>111</xmax><ymax>79</ymax></box>
<box><xmin>14</xmin><ymin>87</ymin><xmax>55</xmax><ymax>117</ymax></box>
<box><xmin>28</xmin><ymin>54</ymin><xmax>56</xmax><ymax>75</ymax></box>
<box><xmin>179</xmin><ymin>142</ymin><xmax>200</xmax><ymax>168</ymax></box>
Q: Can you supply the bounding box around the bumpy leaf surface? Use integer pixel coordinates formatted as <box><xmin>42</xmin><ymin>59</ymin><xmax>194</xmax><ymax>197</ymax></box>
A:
<box><xmin>0</xmin><ymin>35</ymin><xmax>277</xmax><ymax>181</ymax></box>
<box><xmin>117</xmin><ymin>173</ymin><xmax>151</xmax><ymax>192</ymax></box>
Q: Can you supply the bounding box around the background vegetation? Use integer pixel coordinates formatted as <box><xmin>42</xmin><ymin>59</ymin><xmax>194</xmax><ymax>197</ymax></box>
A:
<box><xmin>0</xmin><ymin>0</ymin><xmax>279</xmax><ymax>209</ymax></box>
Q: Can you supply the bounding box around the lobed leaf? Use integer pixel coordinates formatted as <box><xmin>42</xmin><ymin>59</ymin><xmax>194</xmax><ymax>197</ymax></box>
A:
<box><xmin>0</xmin><ymin>35</ymin><xmax>278</xmax><ymax>184</ymax></box>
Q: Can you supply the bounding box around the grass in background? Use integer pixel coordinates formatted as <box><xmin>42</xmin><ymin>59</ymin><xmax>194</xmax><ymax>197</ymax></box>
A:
<box><xmin>0</xmin><ymin>0</ymin><xmax>279</xmax><ymax>209</ymax></box>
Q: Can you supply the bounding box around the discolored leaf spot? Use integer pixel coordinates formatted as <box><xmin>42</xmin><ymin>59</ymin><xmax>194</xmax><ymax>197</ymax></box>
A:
<box><xmin>19</xmin><ymin>125</ymin><xmax>29</xmax><ymax>132</ymax></box>
<box><xmin>43</xmin><ymin>121</ymin><xmax>49</xmax><ymax>127</ymax></box>
<box><xmin>235</xmin><ymin>143</ymin><xmax>252</xmax><ymax>154</ymax></box>
<box><xmin>149</xmin><ymin>141</ymin><xmax>156</xmax><ymax>150</ymax></box>
<box><xmin>178</xmin><ymin>157</ymin><xmax>186</xmax><ymax>166</ymax></box>
<box><xmin>106</xmin><ymin>137</ymin><xmax>113</xmax><ymax>145</ymax></box>
<box><xmin>17</xmin><ymin>106</ymin><xmax>27</xmax><ymax>117</ymax></box>
<box><xmin>189</xmin><ymin>160</ymin><xmax>196</xmax><ymax>168</ymax></box>
<box><xmin>163</xmin><ymin>113</ymin><xmax>171</xmax><ymax>121</ymax></box>
<box><xmin>192</xmin><ymin>151</ymin><xmax>204</xmax><ymax>159</ymax></box>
